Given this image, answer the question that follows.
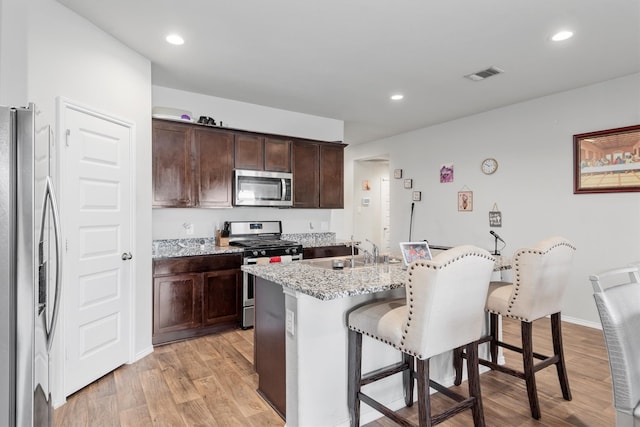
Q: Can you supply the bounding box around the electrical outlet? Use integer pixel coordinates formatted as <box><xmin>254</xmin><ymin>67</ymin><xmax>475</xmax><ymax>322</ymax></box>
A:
<box><xmin>184</xmin><ymin>222</ymin><xmax>194</xmax><ymax>235</ymax></box>
<box><xmin>286</xmin><ymin>309</ymin><xmax>295</xmax><ymax>335</ymax></box>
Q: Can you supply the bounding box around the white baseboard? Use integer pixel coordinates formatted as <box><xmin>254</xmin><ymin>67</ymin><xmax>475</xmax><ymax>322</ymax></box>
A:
<box><xmin>561</xmin><ymin>314</ymin><xmax>602</xmax><ymax>330</ymax></box>
<box><xmin>132</xmin><ymin>345</ymin><xmax>154</xmax><ymax>363</ymax></box>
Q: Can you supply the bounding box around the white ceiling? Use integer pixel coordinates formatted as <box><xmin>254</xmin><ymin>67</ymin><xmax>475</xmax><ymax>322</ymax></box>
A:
<box><xmin>57</xmin><ymin>0</ymin><xmax>640</xmax><ymax>144</ymax></box>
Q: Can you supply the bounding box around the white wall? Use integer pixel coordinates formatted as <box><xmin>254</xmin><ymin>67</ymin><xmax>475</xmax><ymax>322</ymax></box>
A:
<box><xmin>0</xmin><ymin>0</ymin><xmax>27</xmax><ymax>105</ymax></box>
<box><xmin>151</xmin><ymin>86</ymin><xmax>345</xmax><ymax>239</ymax></box>
<box><xmin>345</xmin><ymin>73</ymin><xmax>640</xmax><ymax>326</ymax></box>
<box><xmin>353</xmin><ymin>160</ymin><xmax>389</xmax><ymax>248</ymax></box>
<box><xmin>23</xmin><ymin>0</ymin><xmax>153</xmax><ymax>406</ymax></box>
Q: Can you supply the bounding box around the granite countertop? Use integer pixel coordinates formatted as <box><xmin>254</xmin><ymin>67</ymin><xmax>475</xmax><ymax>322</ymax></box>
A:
<box><xmin>152</xmin><ymin>238</ymin><xmax>243</xmax><ymax>259</ymax></box>
<box><xmin>242</xmin><ymin>261</ymin><xmax>408</xmax><ymax>301</ymax></box>
<box><xmin>243</xmin><ymin>251</ymin><xmax>511</xmax><ymax>301</ymax></box>
<box><xmin>152</xmin><ymin>232</ymin><xmax>352</xmax><ymax>259</ymax></box>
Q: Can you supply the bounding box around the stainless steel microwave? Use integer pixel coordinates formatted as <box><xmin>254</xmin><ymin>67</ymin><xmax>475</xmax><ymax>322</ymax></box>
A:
<box><xmin>234</xmin><ymin>169</ymin><xmax>293</xmax><ymax>207</ymax></box>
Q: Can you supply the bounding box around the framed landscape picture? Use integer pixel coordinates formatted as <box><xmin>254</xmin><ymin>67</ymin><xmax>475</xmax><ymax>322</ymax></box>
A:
<box><xmin>574</xmin><ymin>124</ymin><xmax>640</xmax><ymax>194</ymax></box>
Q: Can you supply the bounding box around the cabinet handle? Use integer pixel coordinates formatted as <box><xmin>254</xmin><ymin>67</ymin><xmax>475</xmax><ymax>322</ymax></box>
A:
<box><xmin>121</xmin><ymin>252</ymin><xmax>133</xmax><ymax>260</ymax></box>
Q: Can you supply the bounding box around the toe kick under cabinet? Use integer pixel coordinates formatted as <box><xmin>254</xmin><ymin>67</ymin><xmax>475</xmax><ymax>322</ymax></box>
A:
<box><xmin>152</xmin><ymin>254</ymin><xmax>242</xmax><ymax>345</ymax></box>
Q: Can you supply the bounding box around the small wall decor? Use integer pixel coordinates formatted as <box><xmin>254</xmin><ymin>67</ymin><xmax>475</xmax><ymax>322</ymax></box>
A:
<box><xmin>404</xmin><ymin>179</ymin><xmax>413</xmax><ymax>189</ymax></box>
<box><xmin>457</xmin><ymin>186</ymin><xmax>473</xmax><ymax>211</ymax></box>
<box><xmin>362</xmin><ymin>180</ymin><xmax>371</xmax><ymax>191</ymax></box>
<box><xmin>394</xmin><ymin>169</ymin><xmax>403</xmax><ymax>179</ymax></box>
<box><xmin>440</xmin><ymin>163</ymin><xmax>454</xmax><ymax>183</ymax></box>
<box><xmin>574</xmin><ymin>124</ymin><xmax>640</xmax><ymax>194</ymax></box>
<box><xmin>489</xmin><ymin>203</ymin><xmax>502</xmax><ymax>227</ymax></box>
<box><xmin>412</xmin><ymin>191</ymin><xmax>421</xmax><ymax>201</ymax></box>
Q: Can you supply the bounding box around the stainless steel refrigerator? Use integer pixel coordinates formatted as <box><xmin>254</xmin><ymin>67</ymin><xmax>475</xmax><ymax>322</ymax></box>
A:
<box><xmin>0</xmin><ymin>104</ymin><xmax>62</xmax><ymax>426</ymax></box>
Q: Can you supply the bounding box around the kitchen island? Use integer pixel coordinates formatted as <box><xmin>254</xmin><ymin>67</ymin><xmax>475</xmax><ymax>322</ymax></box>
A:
<box><xmin>243</xmin><ymin>252</ymin><xmax>510</xmax><ymax>426</ymax></box>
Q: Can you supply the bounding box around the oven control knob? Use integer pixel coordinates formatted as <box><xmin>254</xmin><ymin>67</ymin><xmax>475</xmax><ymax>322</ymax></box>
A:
<box><xmin>260</xmin><ymin>250</ymin><xmax>266</xmax><ymax>256</ymax></box>
<box><xmin>252</xmin><ymin>250</ymin><xmax>258</xmax><ymax>257</ymax></box>
<box><xmin>291</xmin><ymin>247</ymin><xmax>297</xmax><ymax>254</ymax></box>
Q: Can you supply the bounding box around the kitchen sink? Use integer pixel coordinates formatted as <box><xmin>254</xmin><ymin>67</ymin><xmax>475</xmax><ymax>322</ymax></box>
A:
<box><xmin>301</xmin><ymin>255</ymin><xmax>400</xmax><ymax>270</ymax></box>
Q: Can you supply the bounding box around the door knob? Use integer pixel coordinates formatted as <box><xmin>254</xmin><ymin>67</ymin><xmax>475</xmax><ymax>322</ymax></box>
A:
<box><xmin>121</xmin><ymin>252</ymin><xmax>133</xmax><ymax>260</ymax></box>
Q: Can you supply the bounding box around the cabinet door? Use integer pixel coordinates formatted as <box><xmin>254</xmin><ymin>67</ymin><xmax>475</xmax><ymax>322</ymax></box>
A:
<box><xmin>235</xmin><ymin>134</ymin><xmax>264</xmax><ymax>170</ymax></box>
<box><xmin>319</xmin><ymin>144</ymin><xmax>344</xmax><ymax>208</ymax></box>
<box><xmin>203</xmin><ymin>269</ymin><xmax>242</xmax><ymax>325</ymax></box>
<box><xmin>152</xmin><ymin>121</ymin><xmax>194</xmax><ymax>207</ymax></box>
<box><xmin>292</xmin><ymin>141</ymin><xmax>319</xmax><ymax>208</ymax></box>
<box><xmin>264</xmin><ymin>137</ymin><xmax>291</xmax><ymax>172</ymax></box>
<box><xmin>194</xmin><ymin>128</ymin><xmax>234</xmax><ymax>207</ymax></box>
<box><xmin>153</xmin><ymin>273</ymin><xmax>202</xmax><ymax>335</ymax></box>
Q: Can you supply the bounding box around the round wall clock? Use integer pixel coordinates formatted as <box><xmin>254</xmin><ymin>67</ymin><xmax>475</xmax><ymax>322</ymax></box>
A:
<box><xmin>481</xmin><ymin>158</ymin><xmax>498</xmax><ymax>175</ymax></box>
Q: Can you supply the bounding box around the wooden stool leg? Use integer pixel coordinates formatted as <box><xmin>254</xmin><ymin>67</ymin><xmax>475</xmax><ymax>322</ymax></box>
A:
<box><xmin>521</xmin><ymin>321</ymin><xmax>541</xmax><ymax>419</ymax></box>
<box><xmin>416</xmin><ymin>358</ymin><xmax>432</xmax><ymax>427</ymax></box>
<box><xmin>453</xmin><ymin>346</ymin><xmax>463</xmax><ymax>386</ymax></box>
<box><xmin>348</xmin><ymin>329</ymin><xmax>362</xmax><ymax>427</ymax></box>
<box><xmin>403</xmin><ymin>353</ymin><xmax>414</xmax><ymax>407</ymax></box>
<box><xmin>466</xmin><ymin>341</ymin><xmax>486</xmax><ymax>427</ymax></box>
<box><xmin>551</xmin><ymin>313</ymin><xmax>572</xmax><ymax>401</ymax></box>
<box><xmin>489</xmin><ymin>313</ymin><xmax>499</xmax><ymax>363</ymax></box>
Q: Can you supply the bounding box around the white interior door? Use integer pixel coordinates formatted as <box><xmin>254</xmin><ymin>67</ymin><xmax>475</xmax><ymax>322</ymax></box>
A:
<box><xmin>61</xmin><ymin>103</ymin><xmax>133</xmax><ymax>397</ymax></box>
<box><xmin>381</xmin><ymin>177</ymin><xmax>391</xmax><ymax>252</ymax></box>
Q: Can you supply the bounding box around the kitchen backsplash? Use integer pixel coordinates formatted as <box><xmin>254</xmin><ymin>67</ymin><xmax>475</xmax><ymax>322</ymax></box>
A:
<box><xmin>281</xmin><ymin>232</ymin><xmax>336</xmax><ymax>246</ymax></box>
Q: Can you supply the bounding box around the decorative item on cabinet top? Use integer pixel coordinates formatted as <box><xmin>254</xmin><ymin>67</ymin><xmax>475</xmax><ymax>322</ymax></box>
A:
<box><xmin>152</xmin><ymin>106</ymin><xmax>193</xmax><ymax>122</ymax></box>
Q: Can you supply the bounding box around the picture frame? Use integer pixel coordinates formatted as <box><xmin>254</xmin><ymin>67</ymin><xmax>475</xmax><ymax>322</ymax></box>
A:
<box><xmin>399</xmin><ymin>242</ymin><xmax>432</xmax><ymax>266</ymax></box>
<box><xmin>412</xmin><ymin>191</ymin><xmax>421</xmax><ymax>201</ymax></box>
<box><xmin>394</xmin><ymin>168</ymin><xmax>403</xmax><ymax>179</ymax></box>
<box><xmin>574</xmin><ymin>124</ymin><xmax>640</xmax><ymax>194</ymax></box>
<box><xmin>458</xmin><ymin>190</ymin><xmax>473</xmax><ymax>211</ymax></box>
<box><xmin>404</xmin><ymin>179</ymin><xmax>413</xmax><ymax>189</ymax></box>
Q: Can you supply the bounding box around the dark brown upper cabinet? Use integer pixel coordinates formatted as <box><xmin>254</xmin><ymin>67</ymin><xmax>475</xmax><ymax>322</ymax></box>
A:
<box><xmin>292</xmin><ymin>140</ymin><xmax>345</xmax><ymax>208</ymax></box>
<box><xmin>194</xmin><ymin>127</ymin><xmax>234</xmax><ymax>207</ymax></box>
<box><xmin>153</xmin><ymin>118</ymin><xmax>343</xmax><ymax>209</ymax></box>
<box><xmin>235</xmin><ymin>134</ymin><xmax>291</xmax><ymax>172</ymax></box>
<box><xmin>152</xmin><ymin>121</ymin><xmax>194</xmax><ymax>207</ymax></box>
<box><xmin>153</xmin><ymin>119</ymin><xmax>234</xmax><ymax>208</ymax></box>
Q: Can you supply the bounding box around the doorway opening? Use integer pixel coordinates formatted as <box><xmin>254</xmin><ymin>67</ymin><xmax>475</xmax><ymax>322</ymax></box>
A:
<box><xmin>353</xmin><ymin>157</ymin><xmax>390</xmax><ymax>252</ymax></box>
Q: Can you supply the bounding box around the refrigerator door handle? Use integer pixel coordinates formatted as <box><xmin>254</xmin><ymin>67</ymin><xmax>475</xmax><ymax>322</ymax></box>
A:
<box><xmin>40</xmin><ymin>176</ymin><xmax>62</xmax><ymax>351</ymax></box>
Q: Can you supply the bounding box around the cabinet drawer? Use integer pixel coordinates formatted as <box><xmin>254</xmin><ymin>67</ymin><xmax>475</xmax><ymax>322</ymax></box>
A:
<box><xmin>154</xmin><ymin>254</ymin><xmax>242</xmax><ymax>276</ymax></box>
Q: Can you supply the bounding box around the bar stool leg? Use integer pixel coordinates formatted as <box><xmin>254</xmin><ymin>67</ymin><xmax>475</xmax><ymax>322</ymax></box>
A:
<box><xmin>453</xmin><ymin>346</ymin><xmax>463</xmax><ymax>386</ymax></box>
<box><xmin>348</xmin><ymin>329</ymin><xmax>362</xmax><ymax>427</ymax></box>
<box><xmin>416</xmin><ymin>358</ymin><xmax>432</xmax><ymax>427</ymax></box>
<box><xmin>551</xmin><ymin>313</ymin><xmax>572</xmax><ymax>401</ymax></box>
<box><xmin>466</xmin><ymin>341</ymin><xmax>486</xmax><ymax>427</ymax></box>
<box><xmin>403</xmin><ymin>353</ymin><xmax>414</xmax><ymax>406</ymax></box>
<box><xmin>521</xmin><ymin>321</ymin><xmax>541</xmax><ymax>419</ymax></box>
<box><xmin>489</xmin><ymin>313</ymin><xmax>499</xmax><ymax>363</ymax></box>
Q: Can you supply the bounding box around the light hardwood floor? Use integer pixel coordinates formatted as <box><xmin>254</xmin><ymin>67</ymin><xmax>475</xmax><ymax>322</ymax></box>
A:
<box><xmin>54</xmin><ymin>317</ymin><xmax>615</xmax><ymax>426</ymax></box>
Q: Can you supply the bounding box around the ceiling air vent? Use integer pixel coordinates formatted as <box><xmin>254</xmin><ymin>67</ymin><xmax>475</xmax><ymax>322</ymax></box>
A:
<box><xmin>464</xmin><ymin>66</ymin><xmax>504</xmax><ymax>81</ymax></box>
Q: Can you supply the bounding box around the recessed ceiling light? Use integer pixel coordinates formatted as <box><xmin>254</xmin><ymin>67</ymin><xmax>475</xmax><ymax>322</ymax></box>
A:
<box><xmin>166</xmin><ymin>34</ymin><xmax>185</xmax><ymax>45</ymax></box>
<box><xmin>390</xmin><ymin>94</ymin><xmax>404</xmax><ymax>101</ymax></box>
<box><xmin>551</xmin><ymin>30</ymin><xmax>573</xmax><ymax>42</ymax></box>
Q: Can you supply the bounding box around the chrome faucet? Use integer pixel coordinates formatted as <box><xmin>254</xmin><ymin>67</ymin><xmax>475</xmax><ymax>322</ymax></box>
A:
<box><xmin>366</xmin><ymin>239</ymin><xmax>379</xmax><ymax>265</ymax></box>
<box><xmin>350</xmin><ymin>235</ymin><xmax>355</xmax><ymax>268</ymax></box>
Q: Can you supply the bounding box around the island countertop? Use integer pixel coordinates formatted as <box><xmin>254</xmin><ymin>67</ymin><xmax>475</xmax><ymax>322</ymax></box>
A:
<box><xmin>242</xmin><ymin>253</ymin><xmax>511</xmax><ymax>301</ymax></box>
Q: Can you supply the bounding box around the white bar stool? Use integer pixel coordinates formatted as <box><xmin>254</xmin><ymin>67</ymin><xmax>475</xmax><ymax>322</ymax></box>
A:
<box><xmin>347</xmin><ymin>245</ymin><xmax>495</xmax><ymax>426</ymax></box>
<box><xmin>454</xmin><ymin>236</ymin><xmax>576</xmax><ymax>419</ymax></box>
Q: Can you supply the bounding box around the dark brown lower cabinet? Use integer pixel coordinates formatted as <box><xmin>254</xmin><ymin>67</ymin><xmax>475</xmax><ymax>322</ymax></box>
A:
<box><xmin>153</xmin><ymin>254</ymin><xmax>242</xmax><ymax>345</ymax></box>
<box><xmin>203</xmin><ymin>269</ymin><xmax>242</xmax><ymax>326</ymax></box>
<box><xmin>254</xmin><ymin>277</ymin><xmax>286</xmax><ymax>420</ymax></box>
<box><xmin>303</xmin><ymin>245</ymin><xmax>355</xmax><ymax>259</ymax></box>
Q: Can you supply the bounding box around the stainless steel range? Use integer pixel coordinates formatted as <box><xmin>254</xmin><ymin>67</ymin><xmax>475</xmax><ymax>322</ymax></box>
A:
<box><xmin>227</xmin><ymin>221</ymin><xmax>303</xmax><ymax>328</ymax></box>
